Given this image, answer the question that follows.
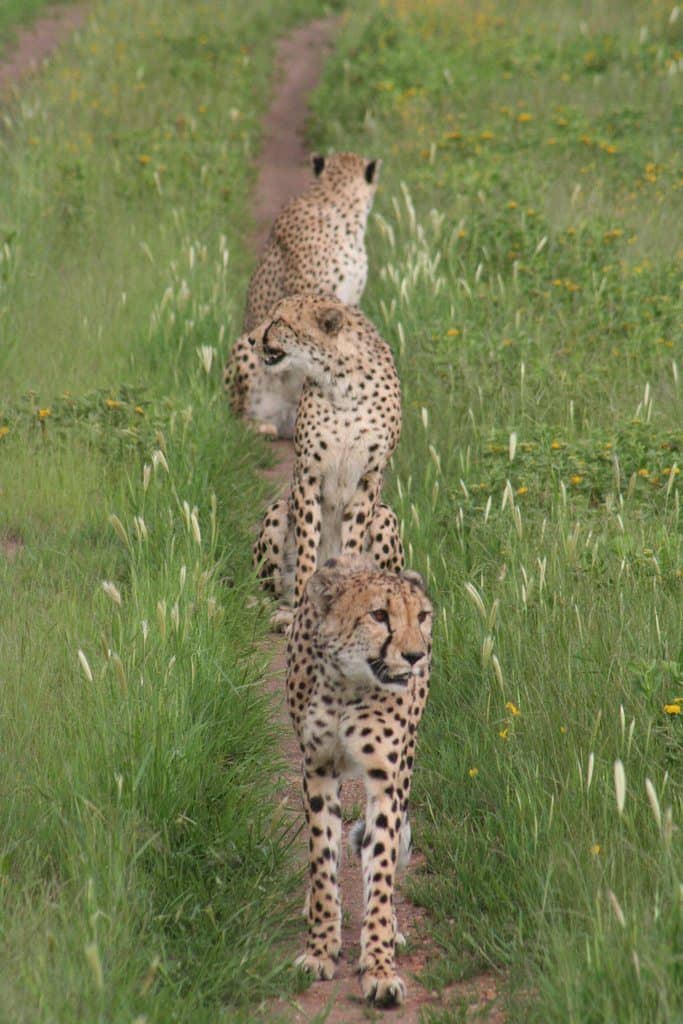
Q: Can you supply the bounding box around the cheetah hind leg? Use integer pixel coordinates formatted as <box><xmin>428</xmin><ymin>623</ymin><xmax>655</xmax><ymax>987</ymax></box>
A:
<box><xmin>253</xmin><ymin>498</ymin><xmax>296</xmax><ymax>615</ymax></box>
<box><xmin>365</xmin><ymin>502</ymin><xmax>405</xmax><ymax>574</ymax></box>
<box><xmin>348</xmin><ymin>816</ymin><xmax>411</xmax><ymax>947</ymax></box>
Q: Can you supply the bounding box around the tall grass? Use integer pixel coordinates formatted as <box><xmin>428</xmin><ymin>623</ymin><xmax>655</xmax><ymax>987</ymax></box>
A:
<box><xmin>0</xmin><ymin>0</ymin><xmax>330</xmax><ymax>1019</ymax></box>
<box><xmin>312</xmin><ymin>2</ymin><xmax>683</xmax><ymax>1019</ymax></box>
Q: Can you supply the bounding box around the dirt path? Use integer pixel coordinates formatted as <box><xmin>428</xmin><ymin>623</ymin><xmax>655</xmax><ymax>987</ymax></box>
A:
<box><xmin>0</xmin><ymin>5</ymin><xmax>86</xmax><ymax>93</ymax></box>
<box><xmin>251</xmin><ymin>19</ymin><xmax>506</xmax><ymax>1024</ymax></box>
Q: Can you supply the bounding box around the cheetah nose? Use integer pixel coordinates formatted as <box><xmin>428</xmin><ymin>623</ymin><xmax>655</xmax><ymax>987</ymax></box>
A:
<box><xmin>248</xmin><ymin>336</ymin><xmax>256</xmax><ymax>347</ymax></box>
<box><xmin>402</xmin><ymin>651</ymin><xmax>424</xmax><ymax>667</ymax></box>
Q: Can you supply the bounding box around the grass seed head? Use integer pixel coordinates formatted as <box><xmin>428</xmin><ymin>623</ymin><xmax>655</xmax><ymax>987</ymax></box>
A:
<box><xmin>614</xmin><ymin>759</ymin><xmax>627</xmax><ymax>816</ymax></box>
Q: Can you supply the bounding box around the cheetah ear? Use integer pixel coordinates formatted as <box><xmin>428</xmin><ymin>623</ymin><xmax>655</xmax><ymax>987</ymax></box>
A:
<box><xmin>306</xmin><ymin>563</ymin><xmax>340</xmax><ymax>615</ymax></box>
<box><xmin>364</xmin><ymin>158</ymin><xmax>381</xmax><ymax>184</ymax></box>
<box><xmin>316</xmin><ymin>306</ymin><xmax>344</xmax><ymax>336</ymax></box>
<box><xmin>400</xmin><ymin>569</ymin><xmax>427</xmax><ymax>591</ymax></box>
<box><xmin>312</xmin><ymin>154</ymin><xmax>326</xmax><ymax>177</ymax></box>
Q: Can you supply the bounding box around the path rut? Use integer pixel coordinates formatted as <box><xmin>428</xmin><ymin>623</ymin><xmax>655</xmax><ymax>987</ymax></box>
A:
<box><xmin>248</xmin><ymin>18</ymin><xmax>506</xmax><ymax>1024</ymax></box>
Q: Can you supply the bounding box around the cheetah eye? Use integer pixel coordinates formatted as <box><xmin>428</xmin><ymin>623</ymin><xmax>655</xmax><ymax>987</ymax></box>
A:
<box><xmin>418</xmin><ymin>610</ymin><xmax>430</xmax><ymax>624</ymax></box>
<box><xmin>370</xmin><ymin>608</ymin><xmax>389</xmax><ymax>624</ymax></box>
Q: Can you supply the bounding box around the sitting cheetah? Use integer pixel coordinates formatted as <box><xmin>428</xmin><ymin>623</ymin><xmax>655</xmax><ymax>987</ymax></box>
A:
<box><xmin>251</xmin><ymin>294</ymin><xmax>401</xmax><ymax>607</ymax></box>
<box><xmin>223</xmin><ymin>152</ymin><xmax>381</xmax><ymax>438</ymax></box>
<box><xmin>287</xmin><ymin>554</ymin><xmax>433</xmax><ymax>1007</ymax></box>
<box><xmin>254</xmin><ymin>497</ymin><xmax>404</xmax><ymax>604</ymax></box>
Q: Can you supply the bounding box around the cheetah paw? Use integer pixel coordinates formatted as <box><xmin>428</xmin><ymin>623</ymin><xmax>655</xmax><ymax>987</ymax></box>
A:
<box><xmin>295</xmin><ymin>951</ymin><xmax>337</xmax><ymax>981</ymax></box>
<box><xmin>361</xmin><ymin>970</ymin><xmax>407</xmax><ymax>1007</ymax></box>
<box><xmin>270</xmin><ymin>606</ymin><xmax>294</xmax><ymax>633</ymax></box>
<box><xmin>254</xmin><ymin>420</ymin><xmax>279</xmax><ymax>439</ymax></box>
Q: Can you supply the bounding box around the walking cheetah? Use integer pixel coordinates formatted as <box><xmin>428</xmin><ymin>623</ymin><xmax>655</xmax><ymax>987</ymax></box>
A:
<box><xmin>251</xmin><ymin>294</ymin><xmax>401</xmax><ymax>607</ymax></box>
<box><xmin>223</xmin><ymin>152</ymin><xmax>381</xmax><ymax>438</ymax></box>
<box><xmin>286</xmin><ymin>554</ymin><xmax>433</xmax><ymax>1006</ymax></box>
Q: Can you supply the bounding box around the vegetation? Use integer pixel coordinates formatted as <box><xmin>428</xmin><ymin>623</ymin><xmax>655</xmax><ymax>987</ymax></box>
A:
<box><xmin>311</xmin><ymin>1</ymin><xmax>683</xmax><ymax>1019</ymax></box>
<box><xmin>0</xmin><ymin>1</ymin><xmax>327</xmax><ymax>1019</ymax></box>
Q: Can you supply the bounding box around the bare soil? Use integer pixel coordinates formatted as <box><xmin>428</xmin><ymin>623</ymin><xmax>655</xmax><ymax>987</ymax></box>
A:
<box><xmin>0</xmin><ymin>5</ymin><xmax>86</xmax><ymax>93</ymax></box>
<box><xmin>251</xmin><ymin>20</ymin><xmax>506</xmax><ymax>1024</ymax></box>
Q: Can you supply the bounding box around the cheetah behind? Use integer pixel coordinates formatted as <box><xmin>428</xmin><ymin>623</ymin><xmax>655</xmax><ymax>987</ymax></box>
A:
<box><xmin>251</xmin><ymin>294</ymin><xmax>402</xmax><ymax>607</ymax></box>
<box><xmin>223</xmin><ymin>152</ymin><xmax>381</xmax><ymax>438</ymax></box>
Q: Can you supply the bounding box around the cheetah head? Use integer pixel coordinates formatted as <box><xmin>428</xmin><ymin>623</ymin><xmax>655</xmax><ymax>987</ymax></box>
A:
<box><xmin>307</xmin><ymin>555</ymin><xmax>433</xmax><ymax>692</ymax></box>
<box><xmin>248</xmin><ymin>294</ymin><xmax>352</xmax><ymax>379</ymax></box>
<box><xmin>311</xmin><ymin>151</ymin><xmax>381</xmax><ymax>202</ymax></box>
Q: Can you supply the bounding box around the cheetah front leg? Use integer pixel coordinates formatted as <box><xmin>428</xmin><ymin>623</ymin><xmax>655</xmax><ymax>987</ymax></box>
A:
<box><xmin>341</xmin><ymin>470</ymin><xmax>383</xmax><ymax>557</ymax></box>
<box><xmin>296</xmin><ymin>762</ymin><xmax>343</xmax><ymax>980</ymax></box>
<box><xmin>366</xmin><ymin>503</ymin><xmax>405</xmax><ymax>573</ymax></box>
<box><xmin>358</xmin><ymin>767</ymin><xmax>406</xmax><ymax>1006</ymax></box>
<box><xmin>292</xmin><ymin>466</ymin><xmax>322</xmax><ymax>605</ymax></box>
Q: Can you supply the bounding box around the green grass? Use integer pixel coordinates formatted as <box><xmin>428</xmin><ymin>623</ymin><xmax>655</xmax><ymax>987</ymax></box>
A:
<box><xmin>311</xmin><ymin>2</ymin><xmax>683</xmax><ymax>1020</ymax></box>
<box><xmin>0</xmin><ymin>1</ymin><xmax>330</xmax><ymax>1020</ymax></box>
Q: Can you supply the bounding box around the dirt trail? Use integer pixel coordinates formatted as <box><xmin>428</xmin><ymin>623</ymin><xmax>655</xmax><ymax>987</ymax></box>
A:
<box><xmin>0</xmin><ymin>5</ymin><xmax>86</xmax><ymax>93</ymax></box>
<box><xmin>251</xmin><ymin>19</ymin><xmax>505</xmax><ymax>1024</ymax></box>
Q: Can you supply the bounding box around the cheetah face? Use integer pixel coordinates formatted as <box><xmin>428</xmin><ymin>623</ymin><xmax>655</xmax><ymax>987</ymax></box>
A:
<box><xmin>308</xmin><ymin>558</ymin><xmax>433</xmax><ymax>691</ymax></box>
<box><xmin>249</xmin><ymin>296</ymin><xmax>347</xmax><ymax>379</ymax></box>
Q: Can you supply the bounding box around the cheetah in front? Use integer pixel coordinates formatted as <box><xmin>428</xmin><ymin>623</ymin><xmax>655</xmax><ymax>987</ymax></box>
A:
<box><xmin>223</xmin><ymin>152</ymin><xmax>381</xmax><ymax>438</ymax></box>
<box><xmin>250</xmin><ymin>294</ymin><xmax>402</xmax><ymax>609</ymax></box>
<box><xmin>287</xmin><ymin>554</ymin><xmax>433</xmax><ymax>1007</ymax></box>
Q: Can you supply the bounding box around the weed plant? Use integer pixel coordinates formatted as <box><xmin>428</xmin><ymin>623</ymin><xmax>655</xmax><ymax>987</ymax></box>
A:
<box><xmin>312</xmin><ymin>2</ymin><xmax>683</xmax><ymax>1020</ymax></box>
<box><xmin>0</xmin><ymin>0</ymin><xmax>329</xmax><ymax>1019</ymax></box>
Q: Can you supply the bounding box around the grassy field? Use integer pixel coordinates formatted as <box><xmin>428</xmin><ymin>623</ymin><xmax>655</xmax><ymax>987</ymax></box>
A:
<box><xmin>2</xmin><ymin>0</ymin><xmax>681</xmax><ymax>1021</ymax></box>
<box><xmin>311</xmin><ymin>1</ymin><xmax>683</xmax><ymax>1020</ymax></box>
<box><xmin>0</xmin><ymin>1</ymin><xmax>328</xmax><ymax>1020</ymax></box>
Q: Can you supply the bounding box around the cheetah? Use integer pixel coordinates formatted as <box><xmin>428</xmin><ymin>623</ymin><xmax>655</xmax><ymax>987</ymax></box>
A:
<box><xmin>254</xmin><ymin>497</ymin><xmax>404</xmax><ymax>605</ymax></box>
<box><xmin>286</xmin><ymin>554</ymin><xmax>433</xmax><ymax>1007</ymax></box>
<box><xmin>223</xmin><ymin>152</ymin><xmax>381</xmax><ymax>438</ymax></box>
<box><xmin>250</xmin><ymin>294</ymin><xmax>401</xmax><ymax>608</ymax></box>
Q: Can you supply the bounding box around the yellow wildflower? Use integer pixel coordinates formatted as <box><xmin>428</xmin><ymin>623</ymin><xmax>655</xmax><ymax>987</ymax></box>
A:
<box><xmin>505</xmin><ymin>701</ymin><xmax>521</xmax><ymax>716</ymax></box>
<box><xmin>637</xmin><ymin>468</ymin><xmax>650</xmax><ymax>478</ymax></box>
<box><xmin>480</xmin><ymin>130</ymin><xmax>494</xmax><ymax>141</ymax></box>
<box><xmin>517</xmin><ymin>112</ymin><xmax>534</xmax><ymax>123</ymax></box>
<box><xmin>447</xmin><ymin>328</ymin><xmax>460</xmax><ymax>337</ymax></box>
<box><xmin>516</xmin><ymin>486</ymin><xmax>528</xmax><ymax>496</ymax></box>
<box><xmin>570</xmin><ymin>474</ymin><xmax>583</xmax><ymax>485</ymax></box>
<box><xmin>135</xmin><ymin>405</ymin><xmax>145</xmax><ymax>416</ymax></box>
<box><xmin>590</xmin><ymin>843</ymin><xmax>601</xmax><ymax>857</ymax></box>
<box><xmin>551</xmin><ymin>440</ymin><xmax>563</xmax><ymax>450</ymax></box>
<box><xmin>663</xmin><ymin>704</ymin><xmax>681</xmax><ymax>716</ymax></box>
<box><xmin>105</xmin><ymin>399</ymin><xmax>123</xmax><ymax>410</ymax></box>
<box><xmin>38</xmin><ymin>408</ymin><xmax>51</xmax><ymax>420</ymax></box>
<box><xmin>507</xmin><ymin>200</ymin><xmax>518</xmax><ymax>209</ymax></box>
<box><xmin>468</xmin><ymin>767</ymin><xmax>479</xmax><ymax>778</ymax></box>
<box><xmin>0</xmin><ymin>426</ymin><xmax>9</xmax><ymax>439</ymax></box>
<box><xmin>499</xmin><ymin>727</ymin><xmax>509</xmax><ymax>741</ymax></box>
<box><xmin>138</xmin><ymin>154</ymin><xmax>151</xmax><ymax>166</ymax></box>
